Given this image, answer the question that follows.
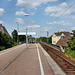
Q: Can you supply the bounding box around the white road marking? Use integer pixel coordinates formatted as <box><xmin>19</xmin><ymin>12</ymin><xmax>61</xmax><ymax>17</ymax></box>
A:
<box><xmin>36</xmin><ymin>43</ymin><xmax>45</xmax><ymax>75</ymax></box>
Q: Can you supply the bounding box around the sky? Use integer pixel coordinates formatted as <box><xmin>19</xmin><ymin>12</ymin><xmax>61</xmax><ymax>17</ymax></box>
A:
<box><xmin>0</xmin><ymin>0</ymin><xmax>75</xmax><ymax>37</ymax></box>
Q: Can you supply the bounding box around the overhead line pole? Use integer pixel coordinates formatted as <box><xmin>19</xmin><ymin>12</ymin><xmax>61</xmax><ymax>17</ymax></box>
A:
<box><xmin>16</xmin><ymin>22</ymin><xmax>19</xmax><ymax>44</ymax></box>
<box><xmin>47</xmin><ymin>31</ymin><xmax>49</xmax><ymax>44</ymax></box>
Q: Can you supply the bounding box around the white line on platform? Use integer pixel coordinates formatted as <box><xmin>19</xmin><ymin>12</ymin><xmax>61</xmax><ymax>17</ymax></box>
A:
<box><xmin>36</xmin><ymin>43</ymin><xmax>45</xmax><ymax>75</ymax></box>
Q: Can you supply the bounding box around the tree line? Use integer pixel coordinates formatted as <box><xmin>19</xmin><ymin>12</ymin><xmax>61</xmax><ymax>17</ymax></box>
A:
<box><xmin>0</xmin><ymin>29</ymin><xmax>75</xmax><ymax>60</ymax></box>
<box><xmin>36</xmin><ymin>36</ymin><xmax>52</xmax><ymax>43</ymax></box>
<box><xmin>0</xmin><ymin>31</ymin><xmax>15</xmax><ymax>50</ymax></box>
<box><xmin>0</xmin><ymin>29</ymin><xmax>26</xmax><ymax>51</ymax></box>
<box><xmin>65</xmin><ymin>30</ymin><xmax>75</xmax><ymax>59</ymax></box>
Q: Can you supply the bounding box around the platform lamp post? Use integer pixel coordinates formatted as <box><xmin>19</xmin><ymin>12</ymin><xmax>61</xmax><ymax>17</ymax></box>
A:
<box><xmin>24</xmin><ymin>14</ymin><xmax>29</xmax><ymax>48</ymax></box>
<box><xmin>16</xmin><ymin>22</ymin><xmax>19</xmax><ymax>44</ymax></box>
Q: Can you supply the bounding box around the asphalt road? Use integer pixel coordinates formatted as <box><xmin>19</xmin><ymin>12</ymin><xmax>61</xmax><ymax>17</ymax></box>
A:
<box><xmin>0</xmin><ymin>43</ymin><xmax>54</xmax><ymax>75</ymax></box>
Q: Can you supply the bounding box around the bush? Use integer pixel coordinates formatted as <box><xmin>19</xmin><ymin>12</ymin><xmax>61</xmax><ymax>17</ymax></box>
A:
<box><xmin>0</xmin><ymin>46</ymin><xmax>5</xmax><ymax>51</ymax></box>
<box><xmin>0</xmin><ymin>31</ymin><xmax>18</xmax><ymax>51</ymax></box>
<box><xmin>65</xmin><ymin>48</ymin><xmax>75</xmax><ymax>59</ymax></box>
<box><xmin>65</xmin><ymin>30</ymin><xmax>75</xmax><ymax>59</ymax></box>
<box><xmin>12</xmin><ymin>42</ymin><xmax>18</xmax><ymax>47</ymax></box>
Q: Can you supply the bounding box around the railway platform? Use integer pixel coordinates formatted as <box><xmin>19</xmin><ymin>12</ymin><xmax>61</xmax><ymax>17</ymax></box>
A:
<box><xmin>0</xmin><ymin>43</ymin><xmax>66</xmax><ymax>75</ymax></box>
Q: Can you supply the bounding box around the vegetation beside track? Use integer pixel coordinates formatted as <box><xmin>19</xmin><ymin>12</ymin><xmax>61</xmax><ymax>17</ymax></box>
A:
<box><xmin>65</xmin><ymin>30</ymin><xmax>75</xmax><ymax>60</ymax></box>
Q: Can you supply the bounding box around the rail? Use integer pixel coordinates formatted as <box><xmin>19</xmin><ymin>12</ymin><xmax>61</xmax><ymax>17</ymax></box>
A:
<box><xmin>39</xmin><ymin>42</ymin><xmax>75</xmax><ymax>75</ymax></box>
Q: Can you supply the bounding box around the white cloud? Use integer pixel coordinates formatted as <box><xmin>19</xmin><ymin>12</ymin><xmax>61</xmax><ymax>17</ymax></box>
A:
<box><xmin>71</xmin><ymin>27</ymin><xmax>75</xmax><ymax>30</ymax></box>
<box><xmin>47</xmin><ymin>21</ymin><xmax>72</xmax><ymax>26</ymax></box>
<box><xmin>67</xmin><ymin>15</ymin><xmax>75</xmax><ymax>19</ymax></box>
<box><xmin>0</xmin><ymin>21</ymin><xmax>3</xmax><ymax>23</ymax></box>
<box><xmin>45</xmin><ymin>2</ymin><xmax>71</xmax><ymax>17</ymax></box>
<box><xmin>16</xmin><ymin>0</ymin><xmax>58</xmax><ymax>9</ymax></box>
<box><xmin>16</xmin><ymin>11</ymin><xmax>25</xmax><ymax>16</ymax></box>
<box><xmin>59</xmin><ymin>29</ymin><xmax>65</xmax><ymax>32</ymax></box>
<box><xmin>20</xmin><ymin>8</ymin><xmax>24</xmax><ymax>10</ymax></box>
<box><xmin>8</xmin><ymin>0</ymin><xmax>11</xmax><ymax>1</ymax></box>
<box><xmin>16</xmin><ymin>11</ymin><xmax>34</xmax><ymax>17</ymax></box>
<box><xmin>47</xmin><ymin>21</ymin><xmax>57</xmax><ymax>24</ymax></box>
<box><xmin>18</xmin><ymin>25</ymin><xmax>40</xmax><ymax>32</ymax></box>
<box><xmin>27</xmin><ymin>25</ymin><xmax>40</xmax><ymax>28</ymax></box>
<box><xmin>59</xmin><ymin>2</ymin><xmax>68</xmax><ymax>7</ymax></box>
<box><xmin>43</xmin><ymin>27</ymin><xmax>52</xmax><ymax>31</ymax></box>
<box><xmin>35</xmin><ymin>27</ymin><xmax>52</xmax><ymax>37</ymax></box>
<box><xmin>0</xmin><ymin>8</ymin><xmax>5</xmax><ymax>16</ymax></box>
<box><xmin>31</xmin><ymin>20</ymin><xmax>35</xmax><ymax>23</ymax></box>
<box><xmin>16</xmin><ymin>18</ymin><xmax>24</xmax><ymax>24</ymax></box>
<box><xmin>30</xmin><ymin>13</ymin><xmax>34</xmax><ymax>15</ymax></box>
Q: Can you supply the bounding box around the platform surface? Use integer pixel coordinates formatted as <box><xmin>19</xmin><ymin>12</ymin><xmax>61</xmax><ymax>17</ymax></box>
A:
<box><xmin>0</xmin><ymin>43</ymin><xmax>55</xmax><ymax>75</ymax></box>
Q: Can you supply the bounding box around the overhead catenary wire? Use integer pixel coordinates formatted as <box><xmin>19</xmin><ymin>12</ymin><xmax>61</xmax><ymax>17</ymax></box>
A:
<box><xmin>55</xmin><ymin>1</ymin><xmax>75</xmax><ymax>21</ymax></box>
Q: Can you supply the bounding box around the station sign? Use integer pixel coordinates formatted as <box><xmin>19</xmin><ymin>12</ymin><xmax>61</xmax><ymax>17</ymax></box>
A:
<box><xmin>18</xmin><ymin>32</ymin><xmax>36</xmax><ymax>35</ymax></box>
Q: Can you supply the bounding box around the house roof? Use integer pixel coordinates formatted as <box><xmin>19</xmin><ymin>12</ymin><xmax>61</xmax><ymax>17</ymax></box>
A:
<box><xmin>0</xmin><ymin>24</ymin><xmax>2</xmax><ymax>29</ymax></box>
<box><xmin>55</xmin><ymin>32</ymin><xmax>71</xmax><ymax>37</ymax></box>
<box><xmin>56</xmin><ymin>37</ymin><xmax>71</xmax><ymax>46</ymax></box>
<box><xmin>0</xmin><ymin>24</ymin><xmax>9</xmax><ymax>35</ymax></box>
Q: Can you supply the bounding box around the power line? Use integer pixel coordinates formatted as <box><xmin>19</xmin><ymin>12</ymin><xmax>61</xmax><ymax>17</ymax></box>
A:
<box><xmin>55</xmin><ymin>1</ymin><xmax>75</xmax><ymax>21</ymax></box>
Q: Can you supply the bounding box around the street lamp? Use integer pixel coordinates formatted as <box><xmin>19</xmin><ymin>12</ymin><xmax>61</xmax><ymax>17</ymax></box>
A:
<box><xmin>24</xmin><ymin>14</ymin><xmax>29</xmax><ymax>48</ymax></box>
<box><xmin>16</xmin><ymin>22</ymin><xmax>19</xmax><ymax>44</ymax></box>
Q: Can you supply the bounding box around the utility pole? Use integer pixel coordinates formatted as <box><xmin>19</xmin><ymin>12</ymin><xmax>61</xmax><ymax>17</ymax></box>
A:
<box><xmin>47</xmin><ymin>31</ymin><xmax>49</xmax><ymax>44</ymax></box>
<box><xmin>24</xmin><ymin>14</ymin><xmax>29</xmax><ymax>48</ymax></box>
<box><xmin>16</xmin><ymin>22</ymin><xmax>19</xmax><ymax>44</ymax></box>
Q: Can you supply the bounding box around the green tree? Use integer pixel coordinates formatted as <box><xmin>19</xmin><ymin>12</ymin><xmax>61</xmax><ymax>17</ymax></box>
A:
<box><xmin>36</xmin><ymin>37</ymin><xmax>47</xmax><ymax>42</ymax></box>
<box><xmin>0</xmin><ymin>31</ymin><xmax>14</xmax><ymax>51</ymax></box>
<box><xmin>12</xmin><ymin>30</ymin><xmax>26</xmax><ymax>43</ymax></box>
<box><xmin>40</xmin><ymin>37</ymin><xmax>47</xmax><ymax>42</ymax></box>
<box><xmin>65</xmin><ymin>30</ymin><xmax>75</xmax><ymax>59</ymax></box>
<box><xmin>67</xmin><ymin>30</ymin><xmax>75</xmax><ymax>50</ymax></box>
<box><xmin>0</xmin><ymin>31</ymin><xmax>3</xmax><ymax>46</ymax></box>
<box><xmin>72</xmin><ymin>30</ymin><xmax>75</xmax><ymax>37</ymax></box>
<box><xmin>36</xmin><ymin>36</ymin><xmax>52</xmax><ymax>43</ymax></box>
<box><xmin>49</xmin><ymin>35</ymin><xmax>52</xmax><ymax>43</ymax></box>
<box><xmin>19</xmin><ymin>35</ymin><xmax>26</xmax><ymax>42</ymax></box>
<box><xmin>2</xmin><ymin>33</ymin><xmax>12</xmax><ymax>48</ymax></box>
<box><xmin>36</xmin><ymin>38</ymin><xmax>40</xmax><ymax>42</ymax></box>
<box><xmin>12</xmin><ymin>30</ymin><xmax>18</xmax><ymax>42</ymax></box>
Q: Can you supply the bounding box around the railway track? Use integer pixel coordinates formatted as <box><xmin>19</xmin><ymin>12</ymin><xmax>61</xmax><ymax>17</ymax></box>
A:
<box><xmin>39</xmin><ymin>42</ymin><xmax>75</xmax><ymax>75</ymax></box>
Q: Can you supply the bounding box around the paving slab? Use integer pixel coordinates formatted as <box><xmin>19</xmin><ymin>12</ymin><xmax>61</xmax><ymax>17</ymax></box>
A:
<box><xmin>0</xmin><ymin>43</ymin><xmax>55</xmax><ymax>75</ymax></box>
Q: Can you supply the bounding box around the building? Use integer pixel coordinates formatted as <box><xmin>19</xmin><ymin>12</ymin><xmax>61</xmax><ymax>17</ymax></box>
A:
<box><xmin>52</xmin><ymin>32</ymin><xmax>71</xmax><ymax>51</ymax></box>
<box><xmin>0</xmin><ymin>24</ymin><xmax>9</xmax><ymax>35</ymax></box>
<box><xmin>52</xmin><ymin>32</ymin><xmax>71</xmax><ymax>45</ymax></box>
<box><xmin>56</xmin><ymin>37</ymin><xmax>71</xmax><ymax>51</ymax></box>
